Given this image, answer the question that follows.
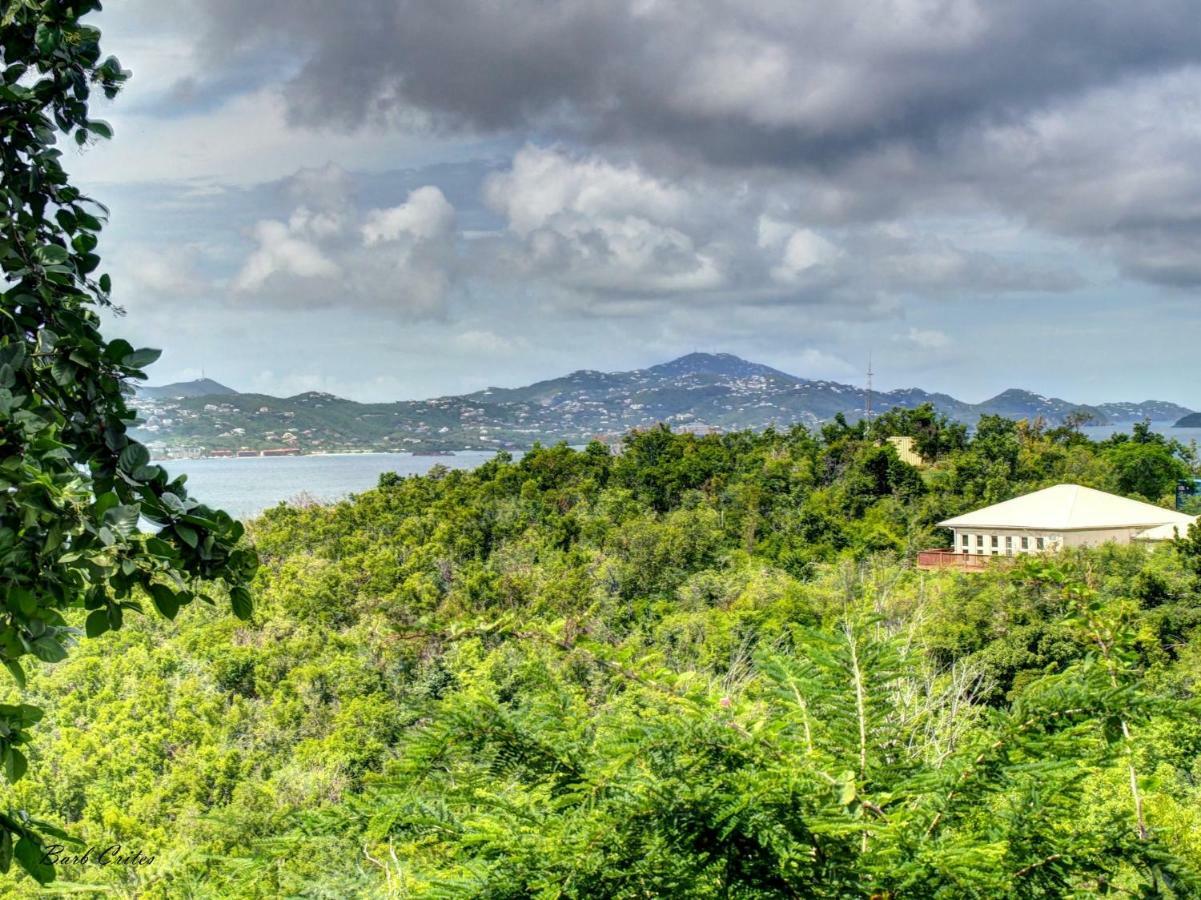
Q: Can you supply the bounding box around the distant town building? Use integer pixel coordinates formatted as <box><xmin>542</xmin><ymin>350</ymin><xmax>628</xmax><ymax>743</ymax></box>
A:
<box><xmin>920</xmin><ymin>484</ymin><xmax>1196</xmax><ymax>569</ymax></box>
<box><xmin>674</xmin><ymin>423</ymin><xmax>722</xmax><ymax>436</ymax></box>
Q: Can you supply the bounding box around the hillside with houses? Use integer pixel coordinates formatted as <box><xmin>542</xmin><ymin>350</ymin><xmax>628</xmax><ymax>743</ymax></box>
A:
<box><xmin>131</xmin><ymin>353</ymin><xmax>1195</xmax><ymax>456</ymax></box>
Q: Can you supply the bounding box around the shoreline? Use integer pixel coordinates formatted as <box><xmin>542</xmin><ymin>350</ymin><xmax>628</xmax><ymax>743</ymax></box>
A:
<box><xmin>150</xmin><ymin>448</ymin><xmax>495</xmax><ymax>463</ymax></box>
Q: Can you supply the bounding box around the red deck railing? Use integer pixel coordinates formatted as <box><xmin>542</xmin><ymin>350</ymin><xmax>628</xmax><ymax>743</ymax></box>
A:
<box><xmin>916</xmin><ymin>550</ymin><xmax>1001</xmax><ymax>571</ymax></box>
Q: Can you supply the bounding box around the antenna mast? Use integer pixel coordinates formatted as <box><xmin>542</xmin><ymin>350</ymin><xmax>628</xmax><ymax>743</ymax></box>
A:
<box><xmin>865</xmin><ymin>354</ymin><xmax>874</xmax><ymax>424</ymax></box>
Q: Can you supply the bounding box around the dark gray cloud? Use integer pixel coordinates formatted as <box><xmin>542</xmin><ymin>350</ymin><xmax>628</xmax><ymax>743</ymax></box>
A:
<box><xmin>188</xmin><ymin>1</ymin><xmax>1200</xmax><ymax>163</ymax></box>
<box><xmin>174</xmin><ymin>0</ymin><xmax>1201</xmax><ymax>290</ymax></box>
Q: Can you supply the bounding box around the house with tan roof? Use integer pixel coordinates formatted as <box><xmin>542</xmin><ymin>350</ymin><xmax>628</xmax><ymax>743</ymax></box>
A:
<box><xmin>919</xmin><ymin>484</ymin><xmax>1197</xmax><ymax>569</ymax></box>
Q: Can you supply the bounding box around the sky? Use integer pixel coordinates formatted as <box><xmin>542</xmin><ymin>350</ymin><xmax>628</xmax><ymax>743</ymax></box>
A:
<box><xmin>73</xmin><ymin>0</ymin><xmax>1201</xmax><ymax>405</ymax></box>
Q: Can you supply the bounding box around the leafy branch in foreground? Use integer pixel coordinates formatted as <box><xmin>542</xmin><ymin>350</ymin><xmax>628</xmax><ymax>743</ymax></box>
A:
<box><xmin>349</xmin><ymin>605</ymin><xmax>1196</xmax><ymax>898</ymax></box>
<box><xmin>0</xmin><ymin>0</ymin><xmax>257</xmax><ymax>883</ymax></box>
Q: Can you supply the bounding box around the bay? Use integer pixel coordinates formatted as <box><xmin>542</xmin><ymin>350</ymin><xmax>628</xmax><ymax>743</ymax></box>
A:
<box><xmin>1079</xmin><ymin>423</ymin><xmax>1201</xmax><ymax>442</ymax></box>
<box><xmin>162</xmin><ymin>451</ymin><xmax>511</xmax><ymax>520</ymax></box>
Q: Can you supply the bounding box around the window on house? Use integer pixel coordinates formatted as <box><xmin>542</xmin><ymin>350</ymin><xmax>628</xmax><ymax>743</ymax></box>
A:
<box><xmin>1036</xmin><ymin>537</ymin><xmax>1044</xmax><ymax>550</ymax></box>
<box><xmin>1005</xmin><ymin>536</ymin><xmax>1013</xmax><ymax>555</ymax></box>
<box><xmin>1021</xmin><ymin>536</ymin><xmax>1029</xmax><ymax>550</ymax></box>
<box><xmin>976</xmin><ymin>535</ymin><xmax>983</xmax><ymax>547</ymax></box>
<box><xmin>991</xmin><ymin>535</ymin><xmax>998</xmax><ymax>548</ymax></box>
<box><xmin>961</xmin><ymin>534</ymin><xmax>969</xmax><ymax>547</ymax></box>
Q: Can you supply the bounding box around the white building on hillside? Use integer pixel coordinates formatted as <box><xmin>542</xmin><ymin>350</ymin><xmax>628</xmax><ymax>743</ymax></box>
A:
<box><xmin>938</xmin><ymin>484</ymin><xmax>1196</xmax><ymax>557</ymax></box>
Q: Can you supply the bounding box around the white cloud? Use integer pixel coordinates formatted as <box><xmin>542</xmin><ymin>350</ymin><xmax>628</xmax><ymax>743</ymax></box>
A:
<box><xmin>897</xmin><ymin>327</ymin><xmax>952</xmax><ymax>350</ymax></box>
<box><xmin>483</xmin><ymin>145</ymin><xmax>726</xmax><ymax>296</ymax></box>
<box><xmin>362</xmin><ymin>186</ymin><xmax>456</xmax><ymax>244</ymax></box>
<box><xmin>232</xmin><ymin>217</ymin><xmax>342</xmax><ymax>292</ymax></box>
<box><xmin>794</xmin><ymin>348</ymin><xmax>859</xmax><ymax>377</ymax></box>
<box><xmin>452</xmin><ymin>329</ymin><xmax>530</xmax><ymax>355</ymax></box>
<box><xmin>485</xmin><ymin>146</ymin><xmax>690</xmax><ymax>237</ymax></box>
<box><xmin>228</xmin><ymin>175</ymin><xmax>459</xmax><ymax>314</ymax></box>
<box><xmin>767</xmin><ymin>226</ymin><xmax>842</xmax><ymax>283</ymax></box>
<box><xmin>119</xmin><ymin>245</ymin><xmax>209</xmax><ymax>298</ymax></box>
<box><xmin>351</xmin><ymin>186</ymin><xmax>458</xmax><ymax>315</ymax></box>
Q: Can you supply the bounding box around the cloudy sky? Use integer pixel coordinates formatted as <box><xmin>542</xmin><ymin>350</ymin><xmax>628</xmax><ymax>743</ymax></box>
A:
<box><xmin>76</xmin><ymin>0</ymin><xmax>1201</xmax><ymax>404</ymax></box>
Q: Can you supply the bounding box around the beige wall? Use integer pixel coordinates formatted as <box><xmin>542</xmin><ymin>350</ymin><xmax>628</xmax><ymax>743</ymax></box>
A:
<box><xmin>951</xmin><ymin>526</ymin><xmax>1153</xmax><ymax>555</ymax></box>
<box><xmin>1060</xmin><ymin>527</ymin><xmax>1146</xmax><ymax>547</ymax></box>
<box><xmin>952</xmin><ymin>528</ymin><xmax>1059</xmax><ymax>556</ymax></box>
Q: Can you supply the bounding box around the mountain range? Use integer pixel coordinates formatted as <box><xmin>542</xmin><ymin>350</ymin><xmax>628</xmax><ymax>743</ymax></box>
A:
<box><xmin>130</xmin><ymin>353</ymin><xmax>1196</xmax><ymax>454</ymax></box>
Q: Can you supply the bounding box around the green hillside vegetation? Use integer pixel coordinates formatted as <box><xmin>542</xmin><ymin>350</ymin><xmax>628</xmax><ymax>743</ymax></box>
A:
<box><xmin>149</xmin><ymin>391</ymin><xmax>462</xmax><ymax>452</ymax></box>
<box><xmin>2</xmin><ymin>409</ymin><xmax>1201</xmax><ymax>895</ymax></box>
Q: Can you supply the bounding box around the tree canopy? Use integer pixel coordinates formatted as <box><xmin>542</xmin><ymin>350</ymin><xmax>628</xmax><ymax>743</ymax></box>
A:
<box><xmin>0</xmin><ymin>420</ymin><xmax>1196</xmax><ymax>894</ymax></box>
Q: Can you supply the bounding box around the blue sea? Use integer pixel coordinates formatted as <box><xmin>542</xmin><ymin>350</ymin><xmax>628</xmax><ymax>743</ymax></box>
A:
<box><xmin>161</xmin><ymin>424</ymin><xmax>1201</xmax><ymax>521</ymax></box>
<box><xmin>1079</xmin><ymin>423</ymin><xmax>1201</xmax><ymax>442</ymax></box>
<box><xmin>161</xmin><ymin>451</ymin><xmax>509</xmax><ymax>520</ymax></box>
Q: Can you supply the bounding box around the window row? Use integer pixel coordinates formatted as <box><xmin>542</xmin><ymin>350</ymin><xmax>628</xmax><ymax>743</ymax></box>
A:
<box><xmin>959</xmin><ymin>533</ymin><xmax>1046</xmax><ymax>555</ymax></box>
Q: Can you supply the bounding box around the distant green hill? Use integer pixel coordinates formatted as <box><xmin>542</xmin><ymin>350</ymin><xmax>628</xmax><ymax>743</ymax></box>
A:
<box><xmin>129</xmin><ymin>353</ymin><xmax>1195</xmax><ymax>454</ymax></box>
<box><xmin>1176</xmin><ymin>412</ymin><xmax>1201</xmax><ymax>427</ymax></box>
<box><xmin>138</xmin><ymin>377</ymin><xmax>237</xmax><ymax>400</ymax></box>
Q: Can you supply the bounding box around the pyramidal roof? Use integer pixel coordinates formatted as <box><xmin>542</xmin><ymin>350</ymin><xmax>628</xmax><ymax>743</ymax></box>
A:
<box><xmin>939</xmin><ymin>484</ymin><xmax>1195</xmax><ymax>531</ymax></box>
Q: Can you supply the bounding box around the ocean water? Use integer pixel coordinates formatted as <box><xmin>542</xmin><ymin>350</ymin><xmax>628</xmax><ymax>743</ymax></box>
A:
<box><xmin>161</xmin><ymin>451</ymin><xmax>509</xmax><ymax>520</ymax></box>
<box><xmin>1079</xmin><ymin>423</ymin><xmax>1201</xmax><ymax>443</ymax></box>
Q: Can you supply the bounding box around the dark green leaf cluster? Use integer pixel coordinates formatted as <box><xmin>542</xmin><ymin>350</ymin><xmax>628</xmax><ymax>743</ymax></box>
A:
<box><xmin>0</xmin><ymin>0</ymin><xmax>255</xmax><ymax>882</ymax></box>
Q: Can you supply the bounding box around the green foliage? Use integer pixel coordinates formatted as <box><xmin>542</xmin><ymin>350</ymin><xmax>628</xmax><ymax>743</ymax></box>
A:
<box><xmin>1104</xmin><ymin>439</ymin><xmax>1190</xmax><ymax>502</ymax></box>
<box><xmin>0</xmin><ymin>4</ymin><xmax>1196</xmax><ymax>894</ymax></box>
<box><xmin>868</xmin><ymin>402</ymin><xmax>968</xmax><ymax>461</ymax></box>
<box><xmin>360</xmin><ymin>615</ymin><xmax>1193</xmax><ymax>897</ymax></box>
<box><xmin>0</xmin><ymin>419</ymin><xmax>1195</xmax><ymax>894</ymax></box>
<box><xmin>1175</xmin><ymin>521</ymin><xmax>1201</xmax><ymax>582</ymax></box>
<box><xmin>0</xmin><ymin>0</ymin><xmax>255</xmax><ymax>882</ymax></box>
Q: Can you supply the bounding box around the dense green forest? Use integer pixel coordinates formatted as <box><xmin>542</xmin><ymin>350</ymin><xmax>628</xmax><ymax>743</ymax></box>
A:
<box><xmin>2</xmin><ymin>410</ymin><xmax>1201</xmax><ymax>896</ymax></box>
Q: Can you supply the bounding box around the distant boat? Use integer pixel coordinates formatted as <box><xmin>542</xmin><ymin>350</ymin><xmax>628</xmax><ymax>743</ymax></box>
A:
<box><xmin>412</xmin><ymin>449</ymin><xmax>456</xmax><ymax>457</ymax></box>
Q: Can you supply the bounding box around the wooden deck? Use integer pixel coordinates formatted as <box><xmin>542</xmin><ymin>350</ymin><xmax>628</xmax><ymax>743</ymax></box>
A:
<box><xmin>916</xmin><ymin>550</ymin><xmax>1003</xmax><ymax>572</ymax></box>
